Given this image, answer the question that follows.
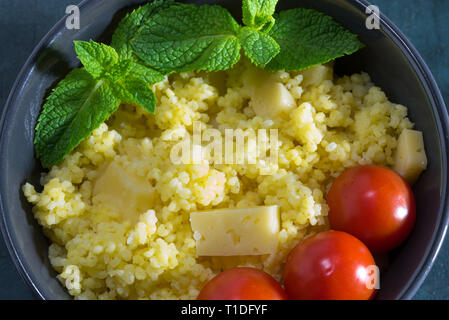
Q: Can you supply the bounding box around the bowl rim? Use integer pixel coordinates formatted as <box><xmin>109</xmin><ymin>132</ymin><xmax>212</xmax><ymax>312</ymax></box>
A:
<box><xmin>355</xmin><ymin>0</ymin><xmax>449</xmax><ymax>299</ymax></box>
<box><xmin>0</xmin><ymin>0</ymin><xmax>448</xmax><ymax>300</ymax></box>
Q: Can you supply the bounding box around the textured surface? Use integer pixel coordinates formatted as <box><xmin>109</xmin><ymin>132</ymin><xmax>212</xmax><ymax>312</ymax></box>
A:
<box><xmin>266</xmin><ymin>8</ymin><xmax>363</xmax><ymax>70</ymax></box>
<box><xmin>239</xmin><ymin>27</ymin><xmax>280</xmax><ymax>65</ymax></box>
<box><xmin>242</xmin><ymin>0</ymin><xmax>277</xmax><ymax>29</ymax></box>
<box><xmin>0</xmin><ymin>0</ymin><xmax>448</xmax><ymax>300</ymax></box>
<box><xmin>132</xmin><ymin>4</ymin><xmax>242</xmax><ymax>73</ymax></box>
<box><xmin>34</xmin><ymin>68</ymin><xmax>119</xmax><ymax>168</ymax></box>
<box><xmin>111</xmin><ymin>0</ymin><xmax>177</xmax><ymax>59</ymax></box>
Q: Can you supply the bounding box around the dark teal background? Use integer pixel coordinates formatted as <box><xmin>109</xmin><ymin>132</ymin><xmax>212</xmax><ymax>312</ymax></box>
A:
<box><xmin>0</xmin><ymin>0</ymin><xmax>448</xmax><ymax>300</ymax></box>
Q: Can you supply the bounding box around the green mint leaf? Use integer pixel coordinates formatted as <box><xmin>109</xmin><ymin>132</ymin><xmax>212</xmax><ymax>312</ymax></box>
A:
<box><xmin>35</xmin><ymin>53</ymin><xmax>161</xmax><ymax>167</ymax></box>
<box><xmin>102</xmin><ymin>52</ymin><xmax>164</xmax><ymax>85</ymax></box>
<box><xmin>104</xmin><ymin>58</ymin><xmax>133</xmax><ymax>82</ymax></box>
<box><xmin>112</xmin><ymin>77</ymin><xmax>157</xmax><ymax>114</ymax></box>
<box><xmin>239</xmin><ymin>27</ymin><xmax>280</xmax><ymax>66</ymax></box>
<box><xmin>110</xmin><ymin>2</ymin><xmax>169</xmax><ymax>85</ymax></box>
<box><xmin>74</xmin><ymin>40</ymin><xmax>119</xmax><ymax>78</ymax></box>
<box><xmin>34</xmin><ymin>69</ymin><xmax>120</xmax><ymax>168</ymax></box>
<box><xmin>108</xmin><ymin>59</ymin><xmax>158</xmax><ymax>113</ymax></box>
<box><xmin>131</xmin><ymin>4</ymin><xmax>242</xmax><ymax>73</ymax></box>
<box><xmin>111</xmin><ymin>0</ymin><xmax>177</xmax><ymax>59</ymax></box>
<box><xmin>75</xmin><ymin>40</ymin><xmax>163</xmax><ymax>85</ymax></box>
<box><xmin>266</xmin><ymin>8</ymin><xmax>364</xmax><ymax>71</ymax></box>
<box><xmin>242</xmin><ymin>0</ymin><xmax>277</xmax><ymax>31</ymax></box>
<box><xmin>130</xmin><ymin>60</ymin><xmax>165</xmax><ymax>85</ymax></box>
<box><xmin>103</xmin><ymin>56</ymin><xmax>164</xmax><ymax>85</ymax></box>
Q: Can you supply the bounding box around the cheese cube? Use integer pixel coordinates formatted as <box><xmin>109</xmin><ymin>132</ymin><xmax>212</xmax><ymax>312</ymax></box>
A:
<box><xmin>394</xmin><ymin>129</ymin><xmax>427</xmax><ymax>185</ymax></box>
<box><xmin>243</xmin><ymin>66</ymin><xmax>296</xmax><ymax>118</ymax></box>
<box><xmin>190</xmin><ymin>206</ymin><xmax>280</xmax><ymax>256</ymax></box>
<box><xmin>92</xmin><ymin>161</ymin><xmax>155</xmax><ymax>224</ymax></box>
<box><xmin>250</xmin><ymin>82</ymin><xmax>296</xmax><ymax>118</ymax></box>
<box><xmin>301</xmin><ymin>64</ymin><xmax>333</xmax><ymax>87</ymax></box>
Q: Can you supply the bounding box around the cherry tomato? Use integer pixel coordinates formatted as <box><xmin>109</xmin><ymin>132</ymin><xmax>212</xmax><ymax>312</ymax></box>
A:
<box><xmin>283</xmin><ymin>230</ymin><xmax>376</xmax><ymax>300</ymax></box>
<box><xmin>327</xmin><ymin>165</ymin><xmax>416</xmax><ymax>253</ymax></box>
<box><xmin>197</xmin><ymin>267</ymin><xmax>287</xmax><ymax>300</ymax></box>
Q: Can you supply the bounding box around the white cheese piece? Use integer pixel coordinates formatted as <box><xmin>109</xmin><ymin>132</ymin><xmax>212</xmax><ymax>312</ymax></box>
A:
<box><xmin>92</xmin><ymin>161</ymin><xmax>156</xmax><ymax>224</ymax></box>
<box><xmin>394</xmin><ymin>129</ymin><xmax>428</xmax><ymax>185</ymax></box>
<box><xmin>250</xmin><ymin>81</ymin><xmax>295</xmax><ymax>118</ymax></box>
<box><xmin>243</xmin><ymin>67</ymin><xmax>296</xmax><ymax>118</ymax></box>
<box><xmin>300</xmin><ymin>64</ymin><xmax>333</xmax><ymax>87</ymax></box>
<box><xmin>190</xmin><ymin>205</ymin><xmax>280</xmax><ymax>256</ymax></box>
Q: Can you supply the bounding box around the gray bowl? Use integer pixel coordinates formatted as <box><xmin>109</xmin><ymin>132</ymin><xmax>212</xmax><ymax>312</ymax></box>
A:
<box><xmin>0</xmin><ymin>0</ymin><xmax>448</xmax><ymax>300</ymax></box>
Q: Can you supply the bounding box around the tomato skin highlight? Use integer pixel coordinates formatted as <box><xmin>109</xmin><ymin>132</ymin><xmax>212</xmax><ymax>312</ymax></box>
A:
<box><xmin>327</xmin><ymin>165</ymin><xmax>416</xmax><ymax>253</ymax></box>
<box><xmin>197</xmin><ymin>267</ymin><xmax>287</xmax><ymax>300</ymax></box>
<box><xmin>283</xmin><ymin>230</ymin><xmax>376</xmax><ymax>300</ymax></box>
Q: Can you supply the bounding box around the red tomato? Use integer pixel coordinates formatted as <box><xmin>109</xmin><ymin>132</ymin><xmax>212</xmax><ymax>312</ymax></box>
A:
<box><xmin>283</xmin><ymin>230</ymin><xmax>376</xmax><ymax>300</ymax></box>
<box><xmin>327</xmin><ymin>165</ymin><xmax>416</xmax><ymax>253</ymax></box>
<box><xmin>197</xmin><ymin>267</ymin><xmax>287</xmax><ymax>300</ymax></box>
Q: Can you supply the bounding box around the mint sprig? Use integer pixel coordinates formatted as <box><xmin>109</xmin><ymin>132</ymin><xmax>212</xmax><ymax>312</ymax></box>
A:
<box><xmin>75</xmin><ymin>40</ymin><xmax>159</xmax><ymax>113</ymax></box>
<box><xmin>239</xmin><ymin>27</ymin><xmax>280</xmax><ymax>66</ymax></box>
<box><xmin>110</xmin><ymin>0</ymin><xmax>177</xmax><ymax>60</ymax></box>
<box><xmin>265</xmin><ymin>8</ymin><xmax>365</xmax><ymax>71</ymax></box>
<box><xmin>74</xmin><ymin>40</ymin><xmax>119</xmax><ymax>78</ymax></box>
<box><xmin>34</xmin><ymin>0</ymin><xmax>364</xmax><ymax>168</ymax></box>
<box><xmin>131</xmin><ymin>4</ymin><xmax>242</xmax><ymax>74</ymax></box>
<box><xmin>242</xmin><ymin>0</ymin><xmax>277</xmax><ymax>32</ymax></box>
<box><xmin>35</xmin><ymin>41</ymin><xmax>160</xmax><ymax>167</ymax></box>
<box><xmin>34</xmin><ymin>68</ymin><xmax>120</xmax><ymax>168</ymax></box>
<box><xmin>130</xmin><ymin>2</ymin><xmax>282</xmax><ymax>74</ymax></box>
